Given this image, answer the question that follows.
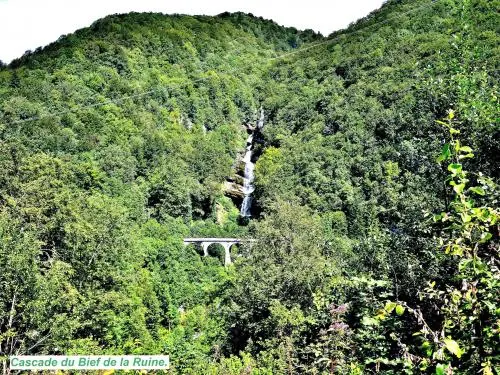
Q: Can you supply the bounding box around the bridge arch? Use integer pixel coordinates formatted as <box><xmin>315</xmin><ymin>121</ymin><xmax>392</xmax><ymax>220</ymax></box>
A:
<box><xmin>183</xmin><ymin>238</ymin><xmax>253</xmax><ymax>266</ymax></box>
<box><xmin>204</xmin><ymin>243</ymin><xmax>227</xmax><ymax>265</ymax></box>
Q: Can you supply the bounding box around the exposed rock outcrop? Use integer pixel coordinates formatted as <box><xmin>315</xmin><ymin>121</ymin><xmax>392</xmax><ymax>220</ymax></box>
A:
<box><xmin>224</xmin><ymin>181</ymin><xmax>245</xmax><ymax>199</ymax></box>
<box><xmin>224</xmin><ymin>110</ymin><xmax>263</xmax><ymax>215</ymax></box>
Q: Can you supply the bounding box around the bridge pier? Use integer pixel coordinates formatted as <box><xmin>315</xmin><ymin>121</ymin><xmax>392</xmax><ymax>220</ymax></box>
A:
<box><xmin>186</xmin><ymin>238</ymin><xmax>240</xmax><ymax>267</ymax></box>
<box><xmin>201</xmin><ymin>242</ymin><xmax>209</xmax><ymax>257</ymax></box>
<box><xmin>223</xmin><ymin>243</ymin><xmax>232</xmax><ymax>266</ymax></box>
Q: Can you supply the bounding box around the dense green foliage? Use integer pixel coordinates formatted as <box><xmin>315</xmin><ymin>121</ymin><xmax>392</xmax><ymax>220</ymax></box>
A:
<box><xmin>0</xmin><ymin>0</ymin><xmax>498</xmax><ymax>374</ymax></box>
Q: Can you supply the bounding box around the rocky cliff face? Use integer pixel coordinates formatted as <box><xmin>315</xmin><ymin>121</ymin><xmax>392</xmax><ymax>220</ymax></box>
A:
<box><xmin>224</xmin><ymin>122</ymin><xmax>258</xmax><ymax>202</ymax></box>
<box><xmin>224</xmin><ymin>180</ymin><xmax>245</xmax><ymax>199</ymax></box>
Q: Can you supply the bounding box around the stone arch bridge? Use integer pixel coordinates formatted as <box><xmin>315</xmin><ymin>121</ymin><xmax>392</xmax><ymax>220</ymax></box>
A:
<box><xmin>183</xmin><ymin>238</ymin><xmax>254</xmax><ymax>266</ymax></box>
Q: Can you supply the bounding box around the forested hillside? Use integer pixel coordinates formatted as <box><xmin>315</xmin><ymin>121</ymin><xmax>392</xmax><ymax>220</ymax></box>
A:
<box><xmin>0</xmin><ymin>0</ymin><xmax>498</xmax><ymax>374</ymax></box>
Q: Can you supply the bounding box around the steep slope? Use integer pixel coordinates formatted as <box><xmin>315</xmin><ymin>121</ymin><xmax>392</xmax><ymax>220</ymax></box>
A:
<box><xmin>228</xmin><ymin>0</ymin><xmax>498</xmax><ymax>372</ymax></box>
<box><xmin>253</xmin><ymin>0</ymin><xmax>498</xmax><ymax>288</ymax></box>
<box><xmin>0</xmin><ymin>12</ymin><xmax>320</xmax><ymax>371</ymax></box>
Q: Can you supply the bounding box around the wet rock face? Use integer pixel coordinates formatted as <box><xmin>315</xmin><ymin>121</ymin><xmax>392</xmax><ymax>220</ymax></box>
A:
<box><xmin>224</xmin><ymin>152</ymin><xmax>246</xmax><ymax>199</ymax></box>
<box><xmin>224</xmin><ymin>108</ymin><xmax>264</xmax><ymax>216</ymax></box>
<box><xmin>231</xmin><ymin>174</ymin><xmax>245</xmax><ymax>186</ymax></box>
<box><xmin>224</xmin><ymin>181</ymin><xmax>245</xmax><ymax>199</ymax></box>
<box><xmin>235</xmin><ymin>158</ymin><xmax>246</xmax><ymax>176</ymax></box>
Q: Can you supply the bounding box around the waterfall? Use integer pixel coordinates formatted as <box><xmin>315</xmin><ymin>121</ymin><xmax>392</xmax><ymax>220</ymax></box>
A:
<box><xmin>257</xmin><ymin>107</ymin><xmax>264</xmax><ymax>129</ymax></box>
<box><xmin>240</xmin><ymin>108</ymin><xmax>265</xmax><ymax>217</ymax></box>
<box><xmin>240</xmin><ymin>133</ymin><xmax>255</xmax><ymax>217</ymax></box>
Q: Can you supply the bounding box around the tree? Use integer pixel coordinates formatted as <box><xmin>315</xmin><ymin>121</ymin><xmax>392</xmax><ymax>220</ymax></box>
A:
<box><xmin>382</xmin><ymin>112</ymin><xmax>499</xmax><ymax>374</ymax></box>
<box><xmin>417</xmin><ymin>113</ymin><xmax>498</xmax><ymax>374</ymax></box>
<box><xmin>0</xmin><ymin>211</ymin><xmax>80</xmax><ymax>375</ymax></box>
<box><xmin>225</xmin><ymin>200</ymin><xmax>330</xmax><ymax>360</ymax></box>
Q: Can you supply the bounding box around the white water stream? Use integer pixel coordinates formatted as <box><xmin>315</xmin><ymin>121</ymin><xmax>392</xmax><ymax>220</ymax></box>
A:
<box><xmin>240</xmin><ymin>109</ymin><xmax>264</xmax><ymax>217</ymax></box>
<box><xmin>240</xmin><ymin>133</ymin><xmax>255</xmax><ymax>217</ymax></box>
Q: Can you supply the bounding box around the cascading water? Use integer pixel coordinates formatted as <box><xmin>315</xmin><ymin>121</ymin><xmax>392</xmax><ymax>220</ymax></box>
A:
<box><xmin>257</xmin><ymin>107</ymin><xmax>264</xmax><ymax>129</ymax></box>
<box><xmin>239</xmin><ymin>108</ymin><xmax>264</xmax><ymax>217</ymax></box>
<box><xmin>240</xmin><ymin>133</ymin><xmax>255</xmax><ymax>217</ymax></box>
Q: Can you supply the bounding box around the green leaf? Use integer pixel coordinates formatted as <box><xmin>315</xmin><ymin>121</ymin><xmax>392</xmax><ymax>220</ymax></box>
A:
<box><xmin>384</xmin><ymin>301</ymin><xmax>397</xmax><ymax>313</ymax></box>
<box><xmin>437</xmin><ymin>143</ymin><xmax>451</xmax><ymax>162</ymax></box>
<box><xmin>479</xmin><ymin>232</ymin><xmax>492</xmax><ymax>243</ymax></box>
<box><xmin>421</xmin><ymin>341</ymin><xmax>433</xmax><ymax>356</ymax></box>
<box><xmin>460</xmin><ymin>213</ymin><xmax>471</xmax><ymax>223</ymax></box>
<box><xmin>459</xmin><ymin>146</ymin><xmax>472</xmax><ymax>153</ymax></box>
<box><xmin>395</xmin><ymin>304</ymin><xmax>405</xmax><ymax>316</ymax></box>
<box><xmin>447</xmin><ymin>163</ymin><xmax>462</xmax><ymax>174</ymax></box>
<box><xmin>444</xmin><ymin>338</ymin><xmax>462</xmax><ymax>358</ymax></box>
<box><xmin>435</xmin><ymin>364</ymin><xmax>445</xmax><ymax>375</ymax></box>
<box><xmin>469</xmin><ymin>186</ymin><xmax>485</xmax><ymax>195</ymax></box>
<box><xmin>458</xmin><ymin>153</ymin><xmax>474</xmax><ymax>159</ymax></box>
<box><xmin>362</xmin><ymin>316</ymin><xmax>379</xmax><ymax>326</ymax></box>
<box><xmin>453</xmin><ymin>183</ymin><xmax>465</xmax><ymax>194</ymax></box>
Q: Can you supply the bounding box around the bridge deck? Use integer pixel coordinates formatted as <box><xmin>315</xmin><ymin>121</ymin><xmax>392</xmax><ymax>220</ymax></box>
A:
<box><xmin>183</xmin><ymin>238</ymin><xmax>244</xmax><ymax>242</ymax></box>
